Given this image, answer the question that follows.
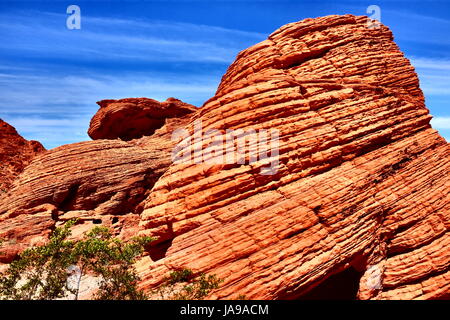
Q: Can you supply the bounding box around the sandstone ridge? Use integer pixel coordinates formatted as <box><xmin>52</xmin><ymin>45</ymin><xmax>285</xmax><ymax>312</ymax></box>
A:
<box><xmin>136</xmin><ymin>14</ymin><xmax>449</xmax><ymax>300</ymax></box>
<box><xmin>0</xmin><ymin>119</ymin><xmax>45</xmax><ymax>192</ymax></box>
<box><xmin>0</xmin><ymin>15</ymin><xmax>448</xmax><ymax>300</ymax></box>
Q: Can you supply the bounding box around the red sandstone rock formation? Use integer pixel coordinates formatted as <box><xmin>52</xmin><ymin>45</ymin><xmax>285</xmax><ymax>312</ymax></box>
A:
<box><xmin>0</xmin><ymin>120</ymin><xmax>46</xmax><ymax>265</ymax></box>
<box><xmin>88</xmin><ymin>97</ymin><xmax>196</xmax><ymax>141</ymax></box>
<box><xmin>135</xmin><ymin>15</ymin><xmax>449</xmax><ymax>300</ymax></box>
<box><xmin>0</xmin><ymin>99</ymin><xmax>195</xmax><ymax>265</ymax></box>
<box><xmin>0</xmin><ymin>119</ymin><xmax>45</xmax><ymax>192</ymax></box>
<box><xmin>0</xmin><ymin>15</ymin><xmax>448</xmax><ymax>300</ymax></box>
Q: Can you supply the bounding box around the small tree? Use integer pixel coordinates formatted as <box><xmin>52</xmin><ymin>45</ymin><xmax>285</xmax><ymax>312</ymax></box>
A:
<box><xmin>0</xmin><ymin>219</ymin><xmax>153</xmax><ymax>300</ymax></box>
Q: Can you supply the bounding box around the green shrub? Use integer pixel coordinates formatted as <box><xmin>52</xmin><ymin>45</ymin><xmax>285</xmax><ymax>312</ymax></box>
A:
<box><xmin>157</xmin><ymin>268</ymin><xmax>223</xmax><ymax>300</ymax></box>
<box><xmin>0</xmin><ymin>219</ymin><xmax>153</xmax><ymax>300</ymax></box>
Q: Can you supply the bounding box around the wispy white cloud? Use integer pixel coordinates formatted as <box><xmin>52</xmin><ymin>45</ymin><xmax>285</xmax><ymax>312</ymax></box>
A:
<box><xmin>1</xmin><ymin>9</ymin><xmax>448</xmax><ymax>148</ymax></box>
<box><xmin>0</xmin><ymin>71</ymin><xmax>220</xmax><ymax>147</ymax></box>
<box><xmin>386</xmin><ymin>10</ymin><xmax>450</xmax><ymax>26</ymax></box>
<box><xmin>0</xmin><ymin>72</ymin><xmax>218</xmax><ymax>112</ymax></box>
<box><xmin>431</xmin><ymin>116</ymin><xmax>450</xmax><ymax>129</ymax></box>
<box><xmin>0</xmin><ymin>11</ymin><xmax>265</xmax><ymax>63</ymax></box>
<box><xmin>408</xmin><ymin>57</ymin><xmax>450</xmax><ymax>142</ymax></box>
<box><xmin>382</xmin><ymin>9</ymin><xmax>450</xmax><ymax>46</ymax></box>
<box><xmin>410</xmin><ymin>57</ymin><xmax>450</xmax><ymax>70</ymax></box>
<box><xmin>3</xmin><ymin>117</ymin><xmax>86</xmax><ymax>127</ymax></box>
<box><xmin>76</xmin><ymin>14</ymin><xmax>267</xmax><ymax>40</ymax></box>
<box><xmin>0</xmin><ymin>114</ymin><xmax>91</xmax><ymax>147</ymax></box>
<box><xmin>409</xmin><ymin>56</ymin><xmax>450</xmax><ymax>95</ymax></box>
<box><xmin>0</xmin><ymin>10</ymin><xmax>267</xmax><ymax>148</ymax></box>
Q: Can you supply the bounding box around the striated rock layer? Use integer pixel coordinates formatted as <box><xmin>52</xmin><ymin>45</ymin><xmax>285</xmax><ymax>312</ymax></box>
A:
<box><xmin>0</xmin><ymin>15</ymin><xmax>448</xmax><ymax>300</ymax></box>
<box><xmin>135</xmin><ymin>15</ymin><xmax>449</xmax><ymax>300</ymax></box>
<box><xmin>88</xmin><ymin>97</ymin><xmax>197</xmax><ymax>141</ymax></box>
<box><xmin>0</xmin><ymin>99</ymin><xmax>195</xmax><ymax>264</ymax></box>
<box><xmin>0</xmin><ymin>119</ymin><xmax>45</xmax><ymax>192</ymax></box>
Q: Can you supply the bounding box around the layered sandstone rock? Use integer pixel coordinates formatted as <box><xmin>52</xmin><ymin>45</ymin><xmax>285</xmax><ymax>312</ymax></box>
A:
<box><xmin>0</xmin><ymin>98</ymin><xmax>195</xmax><ymax>265</ymax></box>
<box><xmin>0</xmin><ymin>15</ymin><xmax>448</xmax><ymax>300</ymax></box>
<box><xmin>0</xmin><ymin>119</ymin><xmax>45</xmax><ymax>192</ymax></box>
<box><xmin>135</xmin><ymin>15</ymin><xmax>449</xmax><ymax>300</ymax></box>
<box><xmin>88</xmin><ymin>97</ymin><xmax>196</xmax><ymax>141</ymax></box>
<box><xmin>0</xmin><ymin>138</ymin><xmax>171</xmax><ymax>263</ymax></box>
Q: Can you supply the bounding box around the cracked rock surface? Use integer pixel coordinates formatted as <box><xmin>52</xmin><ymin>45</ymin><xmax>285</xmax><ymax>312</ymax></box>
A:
<box><xmin>136</xmin><ymin>15</ymin><xmax>449</xmax><ymax>300</ymax></box>
<box><xmin>0</xmin><ymin>15</ymin><xmax>448</xmax><ymax>299</ymax></box>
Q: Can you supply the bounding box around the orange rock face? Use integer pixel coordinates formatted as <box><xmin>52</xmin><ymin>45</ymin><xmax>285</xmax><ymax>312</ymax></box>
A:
<box><xmin>0</xmin><ymin>15</ymin><xmax>449</xmax><ymax>300</ymax></box>
<box><xmin>88</xmin><ymin>97</ymin><xmax>196</xmax><ymax>141</ymax></box>
<box><xmin>0</xmin><ymin>119</ymin><xmax>45</xmax><ymax>192</ymax></box>
<box><xmin>136</xmin><ymin>15</ymin><xmax>449</xmax><ymax>300</ymax></box>
<box><xmin>0</xmin><ymin>99</ymin><xmax>194</xmax><ymax>265</ymax></box>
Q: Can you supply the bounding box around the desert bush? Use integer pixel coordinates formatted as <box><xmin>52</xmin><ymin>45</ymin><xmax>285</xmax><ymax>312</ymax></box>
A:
<box><xmin>156</xmin><ymin>268</ymin><xmax>223</xmax><ymax>300</ymax></box>
<box><xmin>0</xmin><ymin>219</ymin><xmax>153</xmax><ymax>300</ymax></box>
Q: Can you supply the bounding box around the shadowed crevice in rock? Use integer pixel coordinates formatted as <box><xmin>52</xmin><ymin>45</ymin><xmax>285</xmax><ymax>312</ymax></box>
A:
<box><xmin>148</xmin><ymin>239</ymin><xmax>174</xmax><ymax>262</ymax></box>
<box><xmin>58</xmin><ymin>183</ymin><xmax>80</xmax><ymax>212</ymax></box>
<box><xmin>297</xmin><ymin>266</ymin><xmax>363</xmax><ymax>300</ymax></box>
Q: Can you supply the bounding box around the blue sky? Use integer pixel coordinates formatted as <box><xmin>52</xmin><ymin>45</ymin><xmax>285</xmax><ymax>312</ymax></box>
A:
<box><xmin>0</xmin><ymin>0</ymin><xmax>449</xmax><ymax>149</ymax></box>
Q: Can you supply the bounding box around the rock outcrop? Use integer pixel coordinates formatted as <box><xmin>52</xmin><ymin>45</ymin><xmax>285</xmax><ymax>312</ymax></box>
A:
<box><xmin>135</xmin><ymin>15</ymin><xmax>449</xmax><ymax>300</ymax></box>
<box><xmin>0</xmin><ymin>15</ymin><xmax>448</xmax><ymax>300</ymax></box>
<box><xmin>88</xmin><ymin>97</ymin><xmax>196</xmax><ymax>141</ymax></box>
<box><xmin>0</xmin><ymin>99</ymin><xmax>195</xmax><ymax>264</ymax></box>
<box><xmin>0</xmin><ymin>119</ymin><xmax>45</xmax><ymax>193</ymax></box>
